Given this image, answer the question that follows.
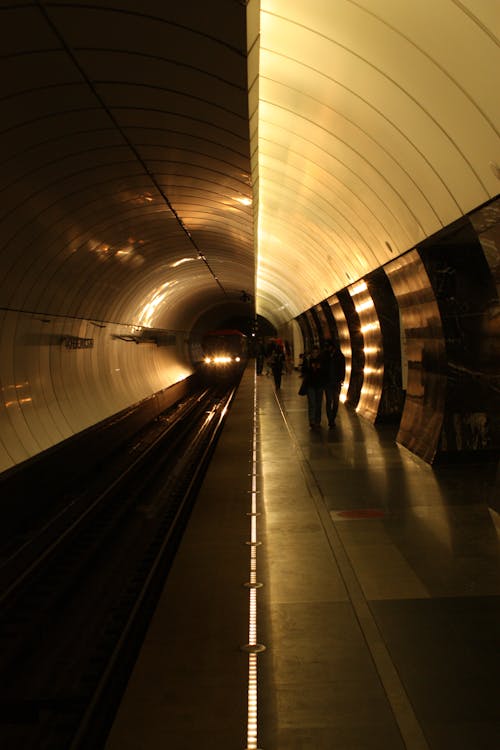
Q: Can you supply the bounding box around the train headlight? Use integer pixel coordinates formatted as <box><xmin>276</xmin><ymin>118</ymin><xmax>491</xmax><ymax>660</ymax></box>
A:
<box><xmin>204</xmin><ymin>356</ymin><xmax>212</xmax><ymax>364</ymax></box>
<box><xmin>235</xmin><ymin>356</ymin><xmax>241</xmax><ymax>362</ymax></box>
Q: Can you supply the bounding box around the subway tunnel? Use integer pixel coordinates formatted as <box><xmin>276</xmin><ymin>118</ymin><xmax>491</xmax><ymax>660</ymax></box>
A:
<box><xmin>0</xmin><ymin>1</ymin><xmax>499</xmax><ymax>470</ymax></box>
<box><xmin>1</xmin><ymin>2</ymin><xmax>500</xmax><ymax>749</ymax></box>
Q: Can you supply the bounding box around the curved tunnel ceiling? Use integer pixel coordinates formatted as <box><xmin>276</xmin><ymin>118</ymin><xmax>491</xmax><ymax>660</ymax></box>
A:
<box><xmin>247</xmin><ymin>0</ymin><xmax>500</xmax><ymax>326</ymax></box>
<box><xmin>1</xmin><ymin>1</ymin><xmax>254</xmax><ymax>334</ymax></box>
<box><xmin>1</xmin><ymin>1</ymin><xmax>499</xmax><ymax>335</ymax></box>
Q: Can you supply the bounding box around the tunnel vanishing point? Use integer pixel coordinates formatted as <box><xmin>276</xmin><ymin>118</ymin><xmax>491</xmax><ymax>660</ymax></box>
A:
<box><xmin>0</xmin><ymin>0</ymin><xmax>499</xmax><ymax>474</ymax></box>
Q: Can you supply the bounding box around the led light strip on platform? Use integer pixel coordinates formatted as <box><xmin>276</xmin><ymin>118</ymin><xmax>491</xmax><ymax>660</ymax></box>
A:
<box><xmin>241</xmin><ymin>370</ymin><xmax>265</xmax><ymax>750</ymax></box>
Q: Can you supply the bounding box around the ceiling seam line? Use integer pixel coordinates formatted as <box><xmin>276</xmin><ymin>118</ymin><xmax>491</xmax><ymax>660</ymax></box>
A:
<box><xmin>259</xmin><ymin>27</ymin><xmax>491</xmax><ymax>197</ymax></box>
<box><xmin>35</xmin><ymin>0</ymin><xmax>228</xmax><ymax>296</ymax></box>
<box><xmin>344</xmin><ymin>0</ymin><xmax>499</xmax><ymax>137</ymax></box>
<box><xmin>261</xmin><ymin>134</ymin><xmax>406</xmax><ymax>250</ymax></box>
<box><xmin>259</xmin><ymin>117</ymin><xmax>428</xmax><ymax>241</ymax></box>
<box><xmin>258</xmin><ymin>83</ymin><xmax>442</xmax><ymax>226</ymax></box>
<box><xmin>258</xmin><ymin>50</ymin><xmax>462</xmax><ymax>214</ymax></box>
<box><xmin>0</xmin><ymin>305</ymin><xmax>183</xmax><ymax>330</ymax></box>
<box><xmin>54</xmin><ymin>2</ymin><xmax>247</xmax><ymax>56</ymax></box>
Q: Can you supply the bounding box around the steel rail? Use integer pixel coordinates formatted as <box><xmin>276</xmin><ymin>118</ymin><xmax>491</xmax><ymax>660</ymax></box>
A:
<box><xmin>0</xmin><ymin>388</ymin><xmax>212</xmax><ymax>608</ymax></box>
<box><xmin>69</xmin><ymin>384</ymin><xmax>238</xmax><ymax>749</ymax></box>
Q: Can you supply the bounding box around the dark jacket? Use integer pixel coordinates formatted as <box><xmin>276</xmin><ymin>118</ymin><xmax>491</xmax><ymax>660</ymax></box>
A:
<box><xmin>301</xmin><ymin>350</ymin><xmax>324</xmax><ymax>388</ymax></box>
<box><xmin>269</xmin><ymin>349</ymin><xmax>285</xmax><ymax>372</ymax></box>
<box><xmin>322</xmin><ymin>347</ymin><xmax>346</xmax><ymax>386</ymax></box>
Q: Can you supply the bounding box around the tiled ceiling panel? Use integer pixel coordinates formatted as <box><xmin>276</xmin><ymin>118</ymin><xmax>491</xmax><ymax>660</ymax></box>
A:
<box><xmin>0</xmin><ymin>1</ymin><xmax>254</xmax><ymax>331</ymax></box>
<box><xmin>248</xmin><ymin>0</ymin><xmax>500</xmax><ymax>325</ymax></box>
<box><xmin>1</xmin><ymin>0</ymin><xmax>498</xmax><ymax>333</ymax></box>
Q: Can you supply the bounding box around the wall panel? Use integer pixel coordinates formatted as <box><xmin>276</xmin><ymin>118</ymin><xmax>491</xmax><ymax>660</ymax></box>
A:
<box><xmin>347</xmin><ymin>280</ymin><xmax>381</xmax><ymax>422</ymax></box>
<box><xmin>326</xmin><ymin>295</ymin><xmax>351</xmax><ymax>404</ymax></box>
<box><xmin>0</xmin><ymin>309</ymin><xmax>190</xmax><ymax>474</ymax></box>
<box><xmin>337</xmin><ymin>289</ymin><xmax>365</xmax><ymax>410</ymax></box>
<box><xmin>366</xmin><ymin>268</ymin><xmax>405</xmax><ymax>422</ymax></box>
<box><xmin>386</xmin><ymin>250</ymin><xmax>446</xmax><ymax>463</ymax></box>
<box><xmin>419</xmin><ymin>213</ymin><xmax>500</xmax><ymax>456</ymax></box>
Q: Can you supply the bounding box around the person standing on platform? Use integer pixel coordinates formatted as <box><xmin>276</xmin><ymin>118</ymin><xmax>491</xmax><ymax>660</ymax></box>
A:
<box><xmin>322</xmin><ymin>339</ymin><xmax>345</xmax><ymax>427</ymax></box>
<box><xmin>269</xmin><ymin>345</ymin><xmax>285</xmax><ymax>390</ymax></box>
<box><xmin>255</xmin><ymin>340</ymin><xmax>265</xmax><ymax>375</ymax></box>
<box><xmin>301</xmin><ymin>345</ymin><xmax>325</xmax><ymax>427</ymax></box>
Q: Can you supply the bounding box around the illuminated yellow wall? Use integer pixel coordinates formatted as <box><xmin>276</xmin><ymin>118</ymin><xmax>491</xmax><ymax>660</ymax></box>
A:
<box><xmin>248</xmin><ymin>0</ymin><xmax>500</xmax><ymax>326</ymax></box>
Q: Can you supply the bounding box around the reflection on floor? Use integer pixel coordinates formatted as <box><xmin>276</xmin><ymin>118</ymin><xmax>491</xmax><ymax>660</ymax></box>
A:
<box><xmin>106</xmin><ymin>366</ymin><xmax>500</xmax><ymax>750</ymax></box>
<box><xmin>258</xmin><ymin>368</ymin><xmax>500</xmax><ymax>750</ymax></box>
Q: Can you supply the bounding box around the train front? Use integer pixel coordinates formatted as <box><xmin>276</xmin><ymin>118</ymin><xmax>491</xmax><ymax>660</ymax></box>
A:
<box><xmin>199</xmin><ymin>329</ymin><xmax>248</xmax><ymax>383</ymax></box>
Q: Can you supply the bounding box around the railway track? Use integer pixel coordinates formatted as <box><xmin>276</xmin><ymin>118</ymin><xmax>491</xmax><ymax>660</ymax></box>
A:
<box><xmin>0</xmin><ymin>382</ymin><xmax>238</xmax><ymax>749</ymax></box>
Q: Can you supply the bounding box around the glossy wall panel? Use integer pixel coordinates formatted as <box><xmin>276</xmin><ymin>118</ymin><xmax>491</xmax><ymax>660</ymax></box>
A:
<box><xmin>418</xmin><ymin>215</ymin><xmax>500</xmax><ymax>455</ymax></box>
<box><xmin>337</xmin><ymin>289</ymin><xmax>365</xmax><ymax>410</ymax></box>
<box><xmin>366</xmin><ymin>268</ymin><xmax>405</xmax><ymax>422</ymax></box>
<box><xmin>298</xmin><ymin>269</ymin><xmax>404</xmax><ymax>424</ymax></box>
<box><xmin>385</xmin><ymin>249</ymin><xmax>447</xmax><ymax>463</ymax></box>
<box><xmin>319</xmin><ymin>300</ymin><xmax>339</xmax><ymax>343</ymax></box>
<box><xmin>0</xmin><ymin>310</ymin><xmax>190</xmax><ymax>474</ymax></box>
<box><xmin>346</xmin><ymin>280</ymin><xmax>382</xmax><ymax>422</ymax></box>
<box><xmin>313</xmin><ymin>302</ymin><xmax>333</xmax><ymax>343</ymax></box>
<box><xmin>310</xmin><ymin>306</ymin><xmax>324</xmax><ymax>345</ymax></box>
<box><xmin>326</xmin><ymin>295</ymin><xmax>351</xmax><ymax>404</ymax></box>
<box><xmin>304</xmin><ymin>309</ymin><xmax>320</xmax><ymax>348</ymax></box>
<box><xmin>296</xmin><ymin>313</ymin><xmax>314</xmax><ymax>354</ymax></box>
<box><xmin>472</xmin><ymin>202</ymin><xmax>500</xmax><ymax>452</ymax></box>
<box><xmin>295</xmin><ymin>198</ymin><xmax>499</xmax><ymax>461</ymax></box>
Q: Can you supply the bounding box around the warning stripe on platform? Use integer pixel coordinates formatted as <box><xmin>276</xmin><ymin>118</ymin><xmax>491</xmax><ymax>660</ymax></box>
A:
<box><xmin>330</xmin><ymin>508</ymin><xmax>385</xmax><ymax>520</ymax></box>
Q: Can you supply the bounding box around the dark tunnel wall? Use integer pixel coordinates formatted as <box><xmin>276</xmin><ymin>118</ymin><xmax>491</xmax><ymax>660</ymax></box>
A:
<box><xmin>0</xmin><ymin>1</ymin><xmax>254</xmax><ymax>474</ymax></box>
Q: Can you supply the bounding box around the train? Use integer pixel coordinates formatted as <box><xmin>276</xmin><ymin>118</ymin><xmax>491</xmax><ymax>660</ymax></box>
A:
<box><xmin>201</xmin><ymin>329</ymin><xmax>248</xmax><ymax>365</ymax></box>
<box><xmin>196</xmin><ymin>329</ymin><xmax>248</xmax><ymax>382</ymax></box>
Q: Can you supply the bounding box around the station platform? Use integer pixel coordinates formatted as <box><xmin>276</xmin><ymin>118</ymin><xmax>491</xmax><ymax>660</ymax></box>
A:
<box><xmin>105</xmin><ymin>365</ymin><xmax>500</xmax><ymax>750</ymax></box>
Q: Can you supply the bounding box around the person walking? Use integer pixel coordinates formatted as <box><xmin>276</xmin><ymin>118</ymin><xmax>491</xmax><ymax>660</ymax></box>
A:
<box><xmin>322</xmin><ymin>339</ymin><xmax>345</xmax><ymax>427</ymax></box>
<box><xmin>301</xmin><ymin>345</ymin><xmax>325</xmax><ymax>427</ymax></box>
<box><xmin>269</xmin><ymin>345</ymin><xmax>285</xmax><ymax>390</ymax></box>
<box><xmin>255</xmin><ymin>340</ymin><xmax>265</xmax><ymax>375</ymax></box>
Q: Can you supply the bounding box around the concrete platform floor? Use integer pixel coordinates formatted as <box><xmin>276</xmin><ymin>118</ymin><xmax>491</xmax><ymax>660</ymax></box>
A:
<box><xmin>106</xmin><ymin>366</ymin><xmax>500</xmax><ymax>750</ymax></box>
